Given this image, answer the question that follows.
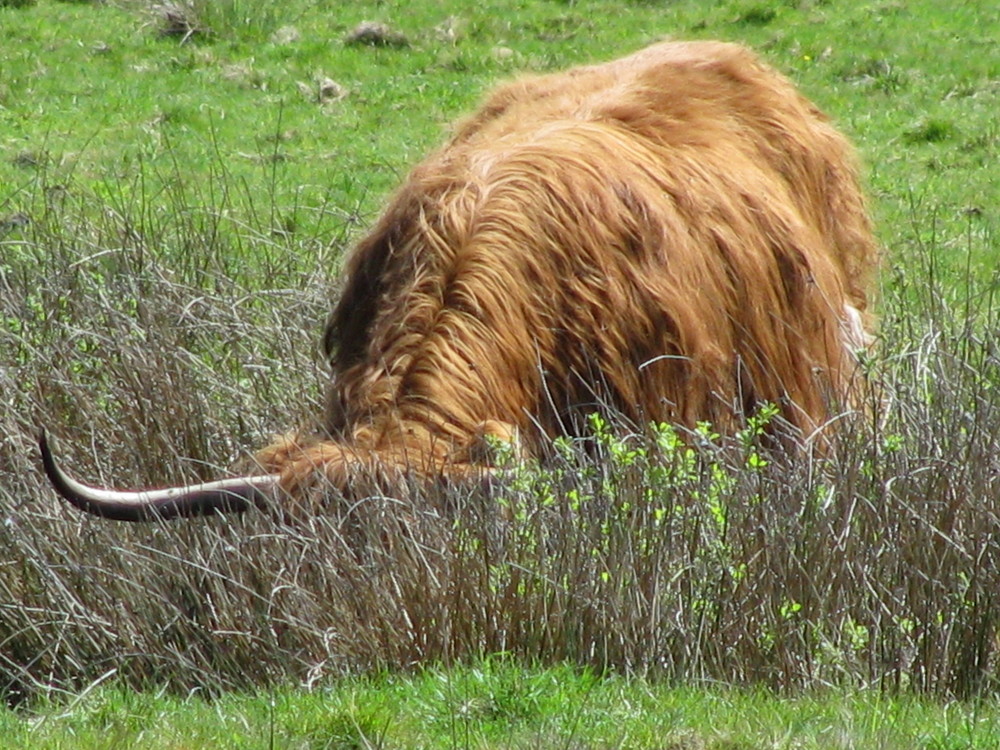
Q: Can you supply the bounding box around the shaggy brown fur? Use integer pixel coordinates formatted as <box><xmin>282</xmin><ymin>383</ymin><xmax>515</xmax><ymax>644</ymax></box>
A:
<box><xmin>255</xmin><ymin>40</ymin><xmax>878</xmax><ymax>504</ymax></box>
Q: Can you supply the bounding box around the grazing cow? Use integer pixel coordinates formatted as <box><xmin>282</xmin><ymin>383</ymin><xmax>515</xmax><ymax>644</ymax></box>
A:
<box><xmin>40</xmin><ymin>40</ymin><xmax>878</xmax><ymax>521</ymax></box>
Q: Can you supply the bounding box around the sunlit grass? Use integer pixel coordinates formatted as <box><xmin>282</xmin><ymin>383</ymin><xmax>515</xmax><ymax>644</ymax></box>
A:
<box><xmin>1</xmin><ymin>0</ymin><xmax>995</xmax><ymax>274</ymax></box>
<box><xmin>7</xmin><ymin>663</ymin><xmax>1000</xmax><ymax>749</ymax></box>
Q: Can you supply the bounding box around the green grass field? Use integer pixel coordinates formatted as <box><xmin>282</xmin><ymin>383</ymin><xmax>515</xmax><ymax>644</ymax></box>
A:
<box><xmin>3</xmin><ymin>0</ymin><xmax>996</xmax><ymax>273</ymax></box>
<box><xmin>2</xmin><ymin>0</ymin><xmax>999</xmax><ymax>747</ymax></box>
<box><xmin>6</xmin><ymin>662</ymin><xmax>1000</xmax><ymax>749</ymax></box>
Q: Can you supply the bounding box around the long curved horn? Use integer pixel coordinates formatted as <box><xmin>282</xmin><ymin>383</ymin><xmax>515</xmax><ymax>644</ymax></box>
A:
<box><xmin>38</xmin><ymin>429</ymin><xmax>280</xmax><ymax>522</ymax></box>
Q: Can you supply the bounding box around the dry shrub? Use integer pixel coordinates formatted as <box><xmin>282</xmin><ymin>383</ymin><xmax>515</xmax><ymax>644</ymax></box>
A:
<box><xmin>3</xmin><ymin>184</ymin><xmax>1000</xmax><ymax>705</ymax></box>
<box><xmin>151</xmin><ymin>2</ymin><xmax>210</xmax><ymax>42</ymax></box>
<box><xmin>146</xmin><ymin>0</ymin><xmax>282</xmax><ymax>43</ymax></box>
<box><xmin>344</xmin><ymin>21</ymin><xmax>410</xmax><ymax>48</ymax></box>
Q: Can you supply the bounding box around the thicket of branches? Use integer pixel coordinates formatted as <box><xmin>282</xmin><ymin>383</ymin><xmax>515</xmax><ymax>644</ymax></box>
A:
<box><xmin>2</xmin><ymin>174</ymin><xmax>999</xmax><ymax>708</ymax></box>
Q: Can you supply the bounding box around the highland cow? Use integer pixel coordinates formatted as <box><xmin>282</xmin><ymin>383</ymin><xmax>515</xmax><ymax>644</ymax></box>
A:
<box><xmin>41</xmin><ymin>40</ymin><xmax>878</xmax><ymax>521</ymax></box>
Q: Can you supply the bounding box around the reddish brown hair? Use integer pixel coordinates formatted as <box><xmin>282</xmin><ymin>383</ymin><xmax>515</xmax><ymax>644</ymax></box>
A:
<box><xmin>261</xmin><ymin>40</ymin><xmax>877</xmax><ymax>500</ymax></box>
<box><xmin>43</xmin><ymin>41</ymin><xmax>878</xmax><ymax>520</ymax></box>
